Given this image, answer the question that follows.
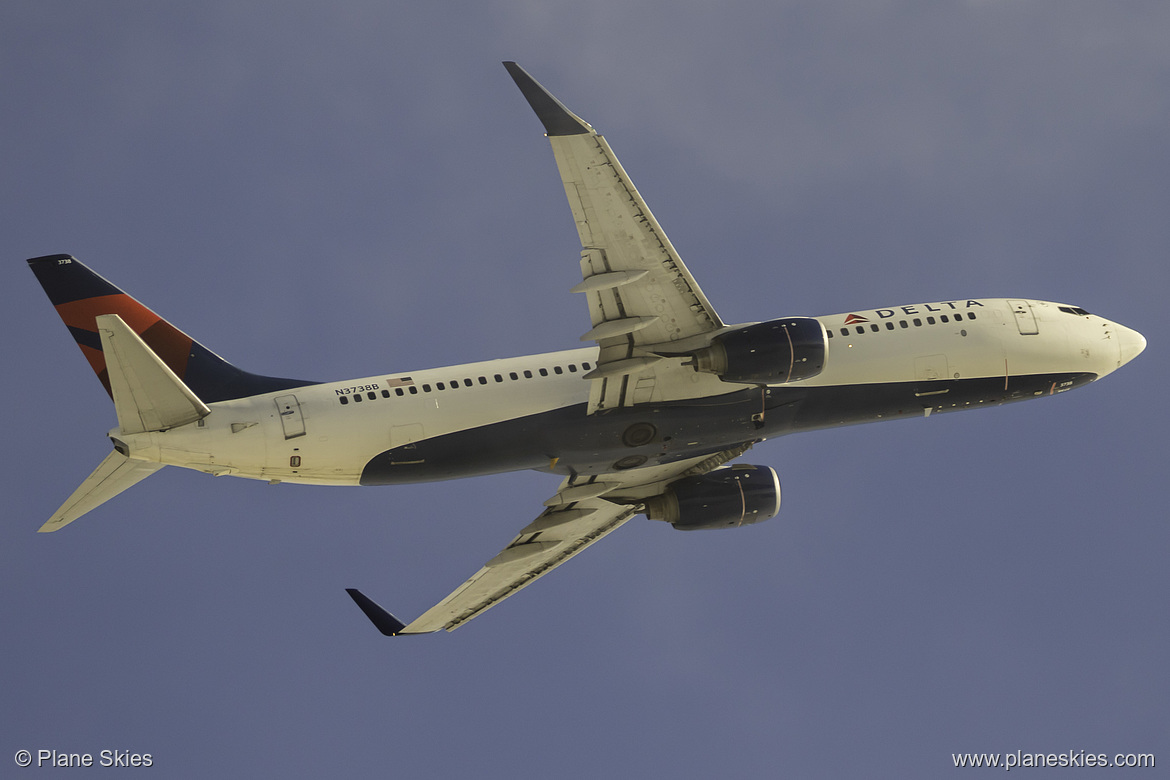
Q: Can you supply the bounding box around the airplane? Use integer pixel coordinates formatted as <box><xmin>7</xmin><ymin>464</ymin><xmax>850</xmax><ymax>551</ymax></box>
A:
<box><xmin>27</xmin><ymin>62</ymin><xmax>1146</xmax><ymax>635</ymax></box>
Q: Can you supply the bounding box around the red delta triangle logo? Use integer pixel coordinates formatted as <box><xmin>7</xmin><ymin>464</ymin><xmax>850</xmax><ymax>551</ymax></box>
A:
<box><xmin>843</xmin><ymin>314</ymin><xmax>869</xmax><ymax>325</ymax></box>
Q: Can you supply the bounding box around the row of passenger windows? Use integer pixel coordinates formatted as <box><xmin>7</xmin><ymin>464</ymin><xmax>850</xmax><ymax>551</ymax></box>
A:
<box><xmin>337</xmin><ymin>362</ymin><xmax>594</xmax><ymax>405</ymax></box>
<box><xmin>827</xmin><ymin>312</ymin><xmax>978</xmax><ymax>339</ymax></box>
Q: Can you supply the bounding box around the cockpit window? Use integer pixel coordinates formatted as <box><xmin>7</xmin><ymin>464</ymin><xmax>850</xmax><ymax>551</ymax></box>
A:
<box><xmin>1059</xmin><ymin>306</ymin><xmax>1091</xmax><ymax>316</ymax></box>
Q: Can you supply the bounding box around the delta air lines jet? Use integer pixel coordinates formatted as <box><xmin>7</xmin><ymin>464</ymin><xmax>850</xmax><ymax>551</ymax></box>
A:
<box><xmin>28</xmin><ymin>63</ymin><xmax>1146</xmax><ymax>635</ymax></box>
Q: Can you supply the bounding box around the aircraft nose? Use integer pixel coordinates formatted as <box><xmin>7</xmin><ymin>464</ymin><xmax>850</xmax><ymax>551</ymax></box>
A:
<box><xmin>1117</xmin><ymin>323</ymin><xmax>1147</xmax><ymax>367</ymax></box>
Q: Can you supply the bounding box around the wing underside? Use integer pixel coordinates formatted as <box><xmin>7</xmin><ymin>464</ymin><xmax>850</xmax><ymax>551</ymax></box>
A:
<box><xmin>504</xmin><ymin>62</ymin><xmax>726</xmax><ymax>413</ymax></box>
<box><xmin>396</xmin><ymin>497</ymin><xmax>637</xmax><ymax>633</ymax></box>
<box><xmin>350</xmin><ymin>445</ymin><xmax>754</xmax><ymax>634</ymax></box>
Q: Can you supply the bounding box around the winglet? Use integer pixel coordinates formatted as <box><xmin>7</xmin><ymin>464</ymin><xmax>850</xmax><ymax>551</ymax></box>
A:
<box><xmin>345</xmin><ymin>588</ymin><xmax>411</xmax><ymax>636</ymax></box>
<box><xmin>502</xmin><ymin>62</ymin><xmax>593</xmax><ymax>136</ymax></box>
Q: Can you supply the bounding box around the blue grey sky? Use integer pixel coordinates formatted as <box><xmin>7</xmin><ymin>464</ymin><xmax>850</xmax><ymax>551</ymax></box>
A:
<box><xmin>2</xmin><ymin>2</ymin><xmax>1166</xmax><ymax>777</ymax></box>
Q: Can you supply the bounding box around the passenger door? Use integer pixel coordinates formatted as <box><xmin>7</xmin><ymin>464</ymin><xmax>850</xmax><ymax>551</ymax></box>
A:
<box><xmin>1008</xmin><ymin>300</ymin><xmax>1039</xmax><ymax>335</ymax></box>
<box><xmin>274</xmin><ymin>394</ymin><xmax>306</xmax><ymax>439</ymax></box>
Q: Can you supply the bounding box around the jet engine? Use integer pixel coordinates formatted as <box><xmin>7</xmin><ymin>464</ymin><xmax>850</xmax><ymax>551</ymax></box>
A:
<box><xmin>645</xmin><ymin>464</ymin><xmax>781</xmax><ymax>531</ymax></box>
<box><xmin>688</xmin><ymin>317</ymin><xmax>826</xmax><ymax>384</ymax></box>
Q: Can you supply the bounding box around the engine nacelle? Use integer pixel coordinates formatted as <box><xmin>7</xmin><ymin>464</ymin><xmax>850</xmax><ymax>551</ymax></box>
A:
<box><xmin>645</xmin><ymin>464</ymin><xmax>781</xmax><ymax>531</ymax></box>
<box><xmin>689</xmin><ymin>317</ymin><xmax>826</xmax><ymax>384</ymax></box>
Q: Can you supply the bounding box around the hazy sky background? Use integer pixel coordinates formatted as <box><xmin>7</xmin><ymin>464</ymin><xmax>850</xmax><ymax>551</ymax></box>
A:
<box><xmin>2</xmin><ymin>2</ymin><xmax>1166</xmax><ymax>777</ymax></box>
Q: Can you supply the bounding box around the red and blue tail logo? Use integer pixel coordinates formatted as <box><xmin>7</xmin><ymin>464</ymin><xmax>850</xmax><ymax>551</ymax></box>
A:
<box><xmin>28</xmin><ymin>255</ymin><xmax>310</xmax><ymax>403</ymax></box>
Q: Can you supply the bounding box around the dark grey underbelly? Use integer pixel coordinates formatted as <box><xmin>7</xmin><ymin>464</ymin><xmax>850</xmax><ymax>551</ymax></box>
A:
<box><xmin>359</xmin><ymin>372</ymin><xmax>1096</xmax><ymax>485</ymax></box>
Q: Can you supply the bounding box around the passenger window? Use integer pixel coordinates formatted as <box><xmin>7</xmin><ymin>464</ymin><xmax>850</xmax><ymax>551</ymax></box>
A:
<box><xmin>940</xmin><ymin>315</ymin><xmax>949</xmax><ymax>323</ymax></box>
<box><xmin>523</xmin><ymin>370</ymin><xmax>533</xmax><ymax>379</ymax></box>
<box><xmin>436</xmin><ymin>382</ymin><xmax>445</xmax><ymax>390</ymax></box>
<box><xmin>422</xmin><ymin>384</ymin><xmax>432</xmax><ymax>393</ymax></box>
<box><xmin>339</xmin><ymin>396</ymin><xmax>349</xmax><ymax>405</ymax></box>
<box><xmin>855</xmin><ymin>326</ymin><xmax>864</xmax><ymax>335</ymax></box>
<box><xmin>464</xmin><ymin>379</ymin><xmax>473</xmax><ymax>387</ymax></box>
<box><xmin>885</xmin><ymin>322</ymin><xmax>894</xmax><ymax>330</ymax></box>
<box><xmin>913</xmin><ymin>318</ymin><xmax>922</xmax><ymax>327</ymax></box>
<box><xmin>967</xmin><ymin>312</ymin><xmax>976</xmax><ymax>320</ymax></box>
<box><xmin>539</xmin><ymin>368</ymin><xmax>548</xmax><ymax>377</ymax></box>
<box><xmin>568</xmin><ymin>364</ymin><xmax>578</xmax><ymax>373</ymax></box>
<box><xmin>869</xmin><ymin>324</ymin><xmax>879</xmax><ymax>332</ymax></box>
<box><xmin>554</xmin><ymin>366</ymin><xmax>563</xmax><ymax>375</ymax></box>
<box><xmin>395</xmin><ymin>388</ymin><xmax>404</xmax><ymax>397</ymax></box>
<box><xmin>900</xmin><ymin>321</ymin><xmax>909</xmax><ymax>329</ymax></box>
<box><xmin>478</xmin><ymin>376</ymin><xmax>487</xmax><ymax>385</ymax></box>
<box><xmin>409</xmin><ymin>386</ymin><xmax>418</xmax><ymax>395</ymax></box>
<box><xmin>381</xmin><ymin>390</ymin><xmax>391</xmax><ymax>398</ymax></box>
<box><xmin>494</xmin><ymin>374</ymin><xmax>503</xmax><ymax>383</ymax></box>
<box><xmin>926</xmin><ymin>316</ymin><xmax>935</xmax><ymax>325</ymax></box>
<box><xmin>840</xmin><ymin>328</ymin><xmax>849</xmax><ymax>337</ymax></box>
<box><xmin>354</xmin><ymin>394</ymin><xmax>363</xmax><ymax>403</ymax></box>
<box><xmin>367</xmin><ymin>391</ymin><xmax>377</xmax><ymax>400</ymax></box>
<box><xmin>827</xmin><ymin>330</ymin><xmax>834</xmax><ymax>339</ymax></box>
<box><xmin>582</xmin><ymin>362</ymin><xmax>592</xmax><ymax>370</ymax></box>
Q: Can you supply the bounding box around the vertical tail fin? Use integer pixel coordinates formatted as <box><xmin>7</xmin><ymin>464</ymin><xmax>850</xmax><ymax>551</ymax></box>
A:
<box><xmin>27</xmin><ymin>255</ymin><xmax>312</xmax><ymax>403</ymax></box>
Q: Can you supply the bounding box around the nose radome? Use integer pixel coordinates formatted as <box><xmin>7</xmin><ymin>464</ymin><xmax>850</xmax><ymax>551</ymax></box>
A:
<box><xmin>1117</xmin><ymin>324</ymin><xmax>1146</xmax><ymax>367</ymax></box>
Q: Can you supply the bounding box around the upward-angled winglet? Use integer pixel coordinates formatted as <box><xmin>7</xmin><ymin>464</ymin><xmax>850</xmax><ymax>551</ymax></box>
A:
<box><xmin>502</xmin><ymin>61</ymin><xmax>593</xmax><ymax>136</ymax></box>
<box><xmin>345</xmin><ymin>588</ymin><xmax>419</xmax><ymax>636</ymax></box>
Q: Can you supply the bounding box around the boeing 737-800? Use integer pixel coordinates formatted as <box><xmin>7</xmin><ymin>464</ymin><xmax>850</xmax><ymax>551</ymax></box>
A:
<box><xmin>28</xmin><ymin>62</ymin><xmax>1145</xmax><ymax>635</ymax></box>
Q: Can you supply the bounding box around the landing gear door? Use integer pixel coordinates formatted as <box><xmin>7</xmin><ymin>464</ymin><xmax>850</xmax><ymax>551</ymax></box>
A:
<box><xmin>275</xmin><ymin>394</ymin><xmax>306</xmax><ymax>439</ymax></box>
<box><xmin>1008</xmin><ymin>300</ymin><xmax>1039</xmax><ymax>335</ymax></box>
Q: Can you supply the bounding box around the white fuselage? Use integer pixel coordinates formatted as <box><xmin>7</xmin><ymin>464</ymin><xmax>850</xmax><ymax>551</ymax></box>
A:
<box><xmin>115</xmin><ymin>298</ymin><xmax>1143</xmax><ymax>486</ymax></box>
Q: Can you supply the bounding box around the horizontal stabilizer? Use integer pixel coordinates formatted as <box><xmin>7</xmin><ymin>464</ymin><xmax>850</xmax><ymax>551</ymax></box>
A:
<box><xmin>39</xmin><ymin>450</ymin><xmax>164</xmax><ymax>532</ymax></box>
<box><xmin>97</xmin><ymin>313</ymin><xmax>210</xmax><ymax>434</ymax></box>
<box><xmin>345</xmin><ymin>589</ymin><xmax>421</xmax><ymax>636</ymax></box>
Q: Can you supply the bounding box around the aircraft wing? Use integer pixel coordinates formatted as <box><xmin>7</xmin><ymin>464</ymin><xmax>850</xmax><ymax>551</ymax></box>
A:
<box><xmin>375</xmin><ymin>497</ymin><xmax>638</xmax><ymax>635</ymax></box>
<box><xmin>504</xmin><ymin>62</ymin><xmax>725</xmax><ymax>413</ymax></box>
<box><xmin>38</xmin><ymin>450</ymin><xmax>164</xmax><ymax>532</ymax></box>
<box><xmin>348</xmin><ymin>444</ymin><xmax>753</xmax><ymax>635</ymax></box>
